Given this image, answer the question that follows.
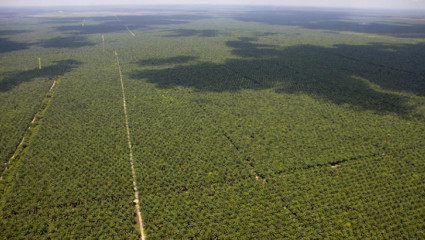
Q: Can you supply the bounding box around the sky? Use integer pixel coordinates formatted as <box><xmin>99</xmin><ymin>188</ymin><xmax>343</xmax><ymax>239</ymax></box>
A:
<box><xmin>1</xmin><ymin>0</ymin><xmax>425</xmax><ymax>10</ymax></box>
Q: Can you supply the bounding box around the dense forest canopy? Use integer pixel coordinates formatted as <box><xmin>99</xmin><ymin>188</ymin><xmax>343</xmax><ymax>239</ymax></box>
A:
<box><xmin>0</xmin><ymin>6</ymin><xmax>424</xmax><ymax>239</ymax></box>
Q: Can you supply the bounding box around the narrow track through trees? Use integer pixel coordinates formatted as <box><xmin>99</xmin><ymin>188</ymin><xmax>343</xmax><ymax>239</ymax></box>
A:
<box><xmin>114</xmin><ymin>50</ymin><xmax>145</xmax><ymax>240</ymax></box>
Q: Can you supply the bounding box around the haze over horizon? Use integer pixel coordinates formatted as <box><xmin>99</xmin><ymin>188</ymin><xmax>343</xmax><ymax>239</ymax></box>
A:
<box><xmin>1</xmin><ymin>0</ymin><xmax>425</xmax><ymax>10</ymax></box>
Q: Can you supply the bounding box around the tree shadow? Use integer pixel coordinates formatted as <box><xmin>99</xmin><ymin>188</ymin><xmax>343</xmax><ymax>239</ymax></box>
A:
<box><xmin>254</xmin><ymin>32</ymin><xmax>279</xmax><ymax>37</ymax></box>
<box><xmin>54</xmin><ymin>14</ymin><xmax>211</xmax><ymax>35</ymax></box>
<box><xmin>117</xmin><ymin>14</ymin><xmax>210</xmax><ymax>24</ymax></box>
<box><xmin>129</xmin><ymin>38</ymin><xmax>425</xmax><ymax>118</ymax></box>
<box><xmin>136</xmin><ymin>56</ymin><xmax>198</xmax><ymax>66</ymax></box>
<box><xmin>164</xmin><ymin>29</ymin><xmax>219</xmax><ymax>37</ymax></box>
<box><xmin>55</xmin><ymin>21</ymin><xmax>134</xmax><ymax>35</ymax></box>
<box><xmin>41</xmin><ymin>19</ymin><xmax>82</xmax><ymax>24</ymax></box>
<box><xmin>0</xmin><ymin>38</ymin><xmax>32</xmax><ymax>53</ymax></box>
<box><xmin>301</xmin><ymin>43</ymin><xmax>425</xmax><ymax>96</ymax></box>
<box><xmin>39</xmin><ymin>36</ymin><xmax>95</xmax><ymax>49</ymax></box>
<box><xmin>0</xmin><ymin>59</ymin><xmax>81</xmax><ymax>92</ymax></box>
<box><xmin>0</xmin><ymin>30</ymin><xmax>32</xmax><ymax>35</ymax></box>
<box><xmin>233</xmin><ymin>9</ymin><xmax>425</xmax><ymax>38</ymax></box>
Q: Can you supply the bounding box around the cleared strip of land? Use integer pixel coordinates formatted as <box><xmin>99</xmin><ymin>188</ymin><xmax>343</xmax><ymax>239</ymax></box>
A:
<box><xmin>0</xmin><ymin>78</ymin><xmax>58</xmax><ymax>218</ymax></box>
<box><xmin>114</xmin><ymin>50</ymin><xmax>145</xmax><ymax>240</ymax></box>
<box><xmin>115</xmin><ymin>16</ymin><xmax>136</xmax><ymax>37</ymax></box>
<box><xmin>0</xmin><ymin>79</ymin><xmax>58</xmax><ymax>180</ymax></box>
<box><xmin>125</xmin><ymin>25</ymin><xmax>136</xmax><ymax>37</ymax></box>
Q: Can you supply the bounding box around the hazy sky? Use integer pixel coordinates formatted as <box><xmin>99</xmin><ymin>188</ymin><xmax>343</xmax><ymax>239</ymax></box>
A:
<box><xmin>1</xmin><ymin>0</ymin><xmax>425</xmax><ymax>9</ymax></box>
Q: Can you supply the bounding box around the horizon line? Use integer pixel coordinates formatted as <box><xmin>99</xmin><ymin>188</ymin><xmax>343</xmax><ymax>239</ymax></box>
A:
<box><xmin>0</xmin><ymin>4</ymin><xmax>424</xmax><ymax>11</ymax></box>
